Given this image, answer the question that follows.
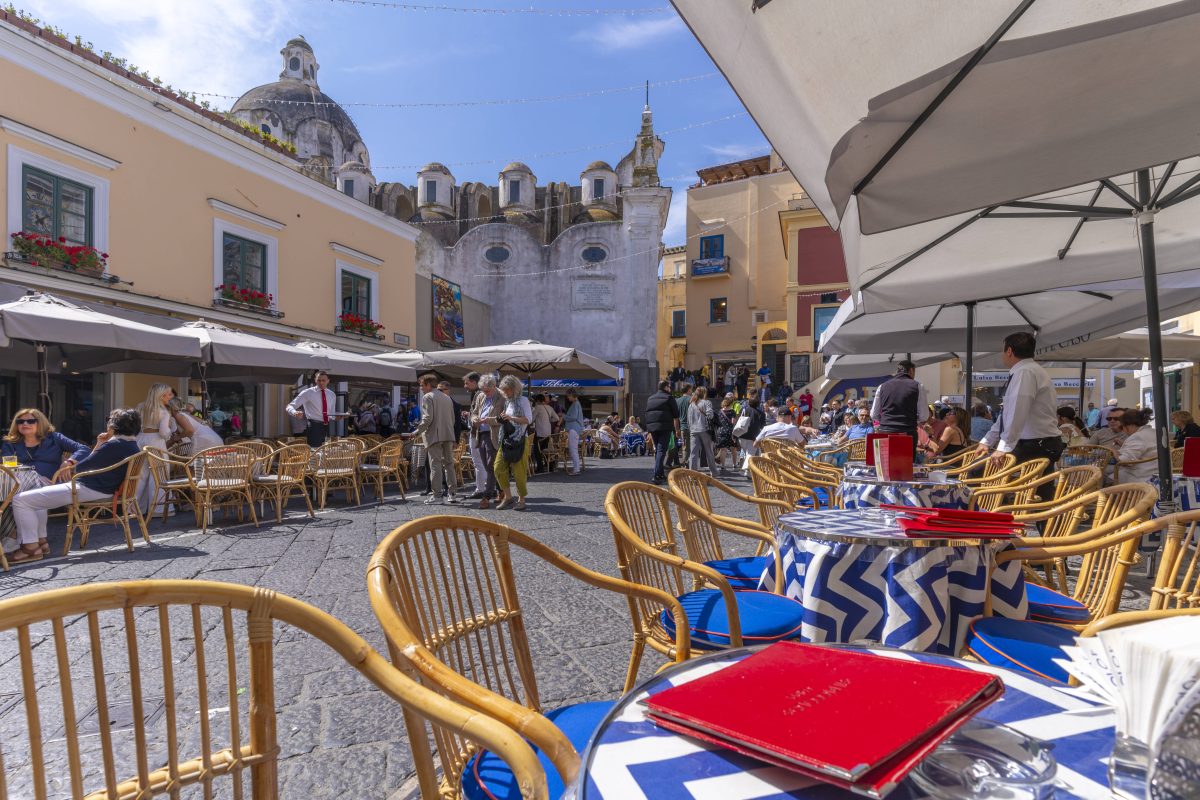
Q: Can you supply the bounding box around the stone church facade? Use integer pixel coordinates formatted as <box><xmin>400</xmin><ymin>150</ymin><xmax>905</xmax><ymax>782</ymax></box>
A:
<box><xmin>231</xmin><ymin>38</ymin><xmax>670</xmax><ymax>408</ymax></box>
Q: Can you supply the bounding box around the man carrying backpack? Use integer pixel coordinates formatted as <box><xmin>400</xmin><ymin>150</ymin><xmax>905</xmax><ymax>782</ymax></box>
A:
<box><xmin>378</xmin><ymin>403</ymin><xmax>394</xmax><ymax>437</ymax></box>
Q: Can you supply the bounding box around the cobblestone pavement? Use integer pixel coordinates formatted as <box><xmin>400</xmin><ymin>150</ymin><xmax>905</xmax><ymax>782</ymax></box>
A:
<box><xmin>0</xmin><ymin>456</ymin><xmax>758</xmax><ymax>799</ymax></box>
<box><xmin>0</xmin><ymin>458</ymin><xmax>1153</xmax><ymax>799</ymax></box>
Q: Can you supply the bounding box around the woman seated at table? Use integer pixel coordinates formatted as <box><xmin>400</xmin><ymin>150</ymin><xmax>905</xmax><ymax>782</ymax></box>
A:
<box><xmin>168</xmin><ymin>398</ymin><xmax>224</xmax><ymax>455</ymax></box>
<box><xmin>1056</xmin><ymin>406</ymin><xmax>1090</xmax><ymax>445</ymax></box>
<box><xmin>8</xmin><ymin>408</ymin><xmax>142</xmax><ymax>563</ymax></box>
<box><xmin>2</xmin><ymin>409</ymin><xmax>92</xmax><ymax>561</ymax></box>
<box><xmin>1112</xmin><ymin>408</ymin><xmax>1157</xmax><ymax>483</ymax></box>
<box><xmin>1171</xmin><ymin>410</ymin><xmax>1200</xmax><ymax>449</ymax></box>
<box><xmin>923</xmin><ymin>405</ymin><xmax>970</xmax><ymax>459</ymax></box>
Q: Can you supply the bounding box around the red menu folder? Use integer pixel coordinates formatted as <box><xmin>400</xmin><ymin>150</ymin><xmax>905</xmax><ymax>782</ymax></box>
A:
<box><xmin>874</xmin><ymin>435</ymin><xmax>914</xmax><ymax>481</ymax></box>
<box><xmin>643</xmin><ymin>641</ymin><xmax>1003</xmax><ymax>798</ymax></box>
<box><xmin>1184</xmin><ymin>438</ymin><xmax>1200</xmax><ymax>477</ymax></box>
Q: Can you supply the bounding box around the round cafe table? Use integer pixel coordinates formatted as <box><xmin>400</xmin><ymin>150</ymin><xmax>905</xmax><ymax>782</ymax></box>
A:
<box><xmin>758</xmin><ymin>509</ymin><xmax>1027</xmax><ymax>654</ymax></box>
<box><xmin>840</xmin><ymin>474</ymin><xmax>971</xmax><ymax>511</ymax></box>
<box><xmin>575</xmin><ymin>645</ymin><xmax>1114</xmax><ymax>800</ymax></box>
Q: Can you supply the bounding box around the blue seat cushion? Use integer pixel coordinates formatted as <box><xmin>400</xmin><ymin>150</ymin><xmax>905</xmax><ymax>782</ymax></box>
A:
<box><xmin>462</xmin><ymin>700</ymin><xmax>614</xmax><ymax>800</ymax></box>
<box><xmin>659</xmin><ymin>588</ymin><xmax>806</xmax><ymax>650</ymax></box>
<box><xmin>966</xmin><ymin>617</ymin><xmax>1077</xmax><ymax>684</ymax></box>
<box><xmin>704</xmin><ymin>556</ymin><xmax>771</xmax><ymax>589</ymax></box>
<box><xmin>1025</xmin><ymin>583</ymin><xmax>1091</xmax><ymax>624</ymax></box>
<box><xmin>796</xmin><ymin>486</ymin><xmax>831</xmax><ymax>509</ymax></box>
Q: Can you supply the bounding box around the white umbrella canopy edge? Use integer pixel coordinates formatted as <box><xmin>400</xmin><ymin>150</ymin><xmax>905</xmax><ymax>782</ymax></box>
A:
<box><xmin>824</xmin><ymin>352</ymin><xmax>955</xmax><ymax>381</ymax></box>
<box><xmin>0</xmin><ymin>292</ymin><xmax>203</xmax><ymax>357</ymax></box>
<box><xmin>417</xmin><ymin>340</ymin><xmax>620</xmax><ymax>382</ymax></box>
<box><xmin>292</xmin><ymin>341</ymin><xmax>417</xmax><ymax>383</ymax></box>
<box><xmin>669</xmin><ymin>0</ymin><xmax>1200</xmax><ymax>234</ymax></box>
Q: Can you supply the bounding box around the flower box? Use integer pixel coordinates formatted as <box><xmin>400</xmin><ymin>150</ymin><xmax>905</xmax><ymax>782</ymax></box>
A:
<box><xmin>337</xmin><ymin>312</ymin><xmax>384</xmax><ymax>339</ymax></box>
<box><xmin>213</xmin><ymin>285</ymin><xmax>283</xmax><ymax>318</ymax></box>
<box><xmin>9</xmin><ymin>231</ymin><xmax>108</xmax><ymax>276</ymax></box>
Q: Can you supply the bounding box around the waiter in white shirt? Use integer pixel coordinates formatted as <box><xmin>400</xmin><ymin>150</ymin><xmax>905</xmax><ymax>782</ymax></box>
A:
<box><xmin>974</xmin><ymin>332</ymin><xmax>1064</xmax><ymax>500</ymax></box>
<box><xmin>287</xmin><ymin>370</ymin><xmax>343</xmax><ymax>447</ymax></box>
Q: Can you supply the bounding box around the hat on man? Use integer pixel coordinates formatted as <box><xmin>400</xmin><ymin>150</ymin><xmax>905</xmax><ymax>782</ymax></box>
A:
<box><xmin>1106</xmin><ymin>398</ymin><xmax>1119</xmax><ymax>407</ymax></box>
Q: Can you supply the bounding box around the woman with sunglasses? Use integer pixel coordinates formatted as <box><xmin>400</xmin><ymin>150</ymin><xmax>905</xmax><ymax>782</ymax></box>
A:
<box><xmin>1</xmin><ymin>408</ymin><xmax>91</xmax><ymax>562</ymax></box>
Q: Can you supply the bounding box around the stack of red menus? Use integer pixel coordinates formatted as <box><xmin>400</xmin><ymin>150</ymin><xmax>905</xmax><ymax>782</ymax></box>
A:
<box><xmin>881</xmin><ymin>506</ymin><xmax>1023</xmax><ymax>539</ymax></box>
<box><xmin>644</xmin><ymin>641</ymin><xmax>1004</xmax><ymax>797</ymax></box>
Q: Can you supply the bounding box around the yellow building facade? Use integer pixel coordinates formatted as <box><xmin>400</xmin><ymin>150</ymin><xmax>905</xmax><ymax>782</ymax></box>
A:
<box><xmin>0</xmin><ymin>12</ymin><xmax>419</xmax><ymax>436</ymax></box>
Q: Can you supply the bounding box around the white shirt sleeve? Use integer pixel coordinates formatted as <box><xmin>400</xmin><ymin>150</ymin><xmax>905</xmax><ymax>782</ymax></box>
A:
<box><xmin>994</xmin><ymin>367</ymin><xmax>1035</xmax><ymax>453</ymax></box>
<box><xmin>870</xmin><ymin>392</ymin><xmax>881</xmax><ymax>421</ymax></box>
<box><xmin>916</xmin><ymin>382</ymin><xmax>930</xmax><ymax>423</ymax></box>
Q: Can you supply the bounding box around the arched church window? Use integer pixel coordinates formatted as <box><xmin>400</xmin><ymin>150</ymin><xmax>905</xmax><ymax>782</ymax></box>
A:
<box><xmin>289</xmin><ymin>56</ymin><xmax>300</xmax><ymax>71</ymax></box>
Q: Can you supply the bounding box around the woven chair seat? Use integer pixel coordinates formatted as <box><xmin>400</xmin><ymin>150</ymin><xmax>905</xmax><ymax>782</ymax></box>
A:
<box><xmin>252</xmin><ymin>475</ymin><xmax>301</xmax><ymax>484</ymax></box>
<box><xmin>194</xmin><ymin>479</ymin><xmax>249</xmax><ymax>490</ymax></box>
<box><xmin>314</xmin><ymin>467</ymin><xmax>354</xmax><ymax>477</ymax></box>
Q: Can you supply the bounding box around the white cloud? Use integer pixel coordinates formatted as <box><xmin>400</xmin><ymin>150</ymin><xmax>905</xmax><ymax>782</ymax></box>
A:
<box><xmin>24</xmin><ymin>0</ymin><xmax>294</xmax><ymax>100</ymax></box>
<box><xmin>573</xmin><ymin>16</ymin><xmax>684</xmax><ymax>51</ymax></box>
<box><xmin>662</xmin><ymin>186</ymin><xmax>688</xmax><ymax>246</ymax></box>
<box><xmin>704</xmin><ymin>142</ymin><xmax>768</xmax><ymax>161</ymax></box>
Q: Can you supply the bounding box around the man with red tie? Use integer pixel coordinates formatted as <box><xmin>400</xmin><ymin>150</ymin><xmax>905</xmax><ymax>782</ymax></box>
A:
<box><xmin>287</xmin><ymin>370</ymin><xmax>343</xmax><ymax>447</ymax></box>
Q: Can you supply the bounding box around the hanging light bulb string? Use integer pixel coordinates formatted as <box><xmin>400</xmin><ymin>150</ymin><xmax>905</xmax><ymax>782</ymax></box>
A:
<box><xmin>321</xmin><ymin>0</ymin><xmax>673</xmax><ymax>15</ymax></box>
<box><xmin>187</xmin><ymin>73</ymin><xmax>716</xmax><ymax>110</ymax></box>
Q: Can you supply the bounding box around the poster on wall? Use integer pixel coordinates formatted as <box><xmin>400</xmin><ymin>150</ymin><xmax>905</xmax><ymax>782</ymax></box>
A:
<box><xmin>431</xmin><ymin>274</ymin><xmax>464</xmax><ymax>348</ymax></box>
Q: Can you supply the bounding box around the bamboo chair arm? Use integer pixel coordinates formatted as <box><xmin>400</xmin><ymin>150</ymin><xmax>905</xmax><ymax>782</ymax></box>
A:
<box><xmin>702</xmin><ymin>474</ymin><xmax>791</xmax><ymax>512</ymax></box>
<box><xmin>1006</xmin><ymin>486</ymin><xmax>1108</xmax><ymax>523</ymax></box>
<box><xmin>1081</xmin><ymin>607</ymin><xmax>1200</xmax><ymax>636</ymax></box>
<box><xmin>70</xmin><ymin>452</ymin><xmax>141</xmax><ymax>492</ymax></box>
<box><xmin>1008</xmin><ymin>503</ymin><xmax>1156</xmax><ymax>552</ymax></box>
<box><xmin>943</xmin><ymin>455</ymin><xmax>991</xmax><ymax>476</ymax></box>
<box><xmin>995</xmin><ymin>484</ymin><xmax>1098</xmax><ymax>515</ymax></box>
<box><xmin>754</xmin><ymin>473</ymin><xmax>821</xmax><ymax>509</ymax></box>
<box><xmin>961</xmin><ymin>459</ymin><xmax>1042</xmax><ymax>487</ymax></box>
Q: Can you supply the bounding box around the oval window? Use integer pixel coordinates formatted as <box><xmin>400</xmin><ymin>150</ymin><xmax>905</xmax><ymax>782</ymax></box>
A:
<box><xmin>582</xmin><ymin>246</ymin><xmax>607</xmax><ymax>264</ymax></box>
<box><xmin>485</xmin><ymin>245</ymin><xmax>510</xmax><ymax>265</ymax></box>
<box><xmin>289</xmin><ymin>56</ymin><xmax>301</xmax><ymax>71</ymax></box>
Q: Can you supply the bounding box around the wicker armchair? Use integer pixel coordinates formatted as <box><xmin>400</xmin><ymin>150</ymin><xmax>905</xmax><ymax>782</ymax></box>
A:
<box><xmin>367</xmin><ymin>516</ymin><xmax>687</xmax><ymax>800</ymax></box>
<box><xmin>143</xmin><ymin>447</ymin><xmax>196</xmax><ymax>525</ymax></box>
<box><xmin>252</xmin><ymin>443</ymin><xmax>315</xmax><ymax>523</ymax></box>
<box><xmin>1150</xmin><ymin>511</ymin><xmax>1200</xmax><ymax>610</ymax></box>
<box><xmin>966</xmin><ymin>458</ymin><xmax>1049</xmax><ymax>511</ymax></box>
<box><xmin>63</xmin><ymin>451</ymin><xmax>150</xmax><ymax>555</ymax></box>
<box><xmin>357</xmin><ymin>439</ymin><xmax>408</xmax><ymax>503</ymax></box>
<box><xmin>667</xmin><ymin>468</ymin><xmax>793</xmax><ymax>539</ymax></box>
<box><xmin>762</xmin><ymin>451</ymin><xmax>841</xmax><ymax>507</ymax></box>
<box><xmin>0</xmin><ymin>580</ymin><xmax>547</xmax><ymax>800</ymax></box>
<box><xmin>1062</xmin><ymin>443</ymin><xmax>1115</xmax><ymax>472</ymax></box>
<box><xmin>0</xmin><ymin>464</ymin><xmax>20</xmax><ymax>571</ymax></box>
<box><xmin>746</xmin><ymin>455</ymin><xmax>823</xmax><ymax>512</ymax></box>
<box><xmin>1113</xmin><ymin>454</ymin><xmax>1158</xmax><ymax>483</ymax></box>
<box><xmin>605</xmin><ymin>482</ymin><xmax>807</xmax><ymax>690</ymax></box>
<box><xmin>308</xmin><ymin>440</ymin><xmax>361</xmax><ymax>509</ymax></box>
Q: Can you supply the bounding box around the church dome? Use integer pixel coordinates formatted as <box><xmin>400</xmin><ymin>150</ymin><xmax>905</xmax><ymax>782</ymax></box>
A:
<box><xmin>584</xmin><ymin>160</ymin><xmax>613</xmax><ymax>172</ymax></box>
<box><xmin>421</xmin><ymin>162</ymin><xmax>452</xmax><ymax>175</ymax></box>
<box><xmin>229</xmin><ymin>37</ymin><xmax>369</xmax><ymax>169</ymax></box>
<box><xmin>502</xmin><ymin>162</ymin><xmax>532</xmax><ymax>174</ymax></box>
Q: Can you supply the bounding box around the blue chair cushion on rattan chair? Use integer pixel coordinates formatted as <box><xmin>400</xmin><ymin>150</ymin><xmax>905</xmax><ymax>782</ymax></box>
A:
<box><xmin>796</xmin><ymin>487</ymin><xmax>831</xmax><ymax>509</ymax></box>
<box><xmin>704</xmin><ymin>556</ymin><xmax>771</xmax><ymax>589</ymax></box>
<box><xmin>462</xmin><ymin>700</ymin><xmax>615</xmax><ymax>800</ymax></box>
<box><xmin>966</xmin><ymin>616</ymin><xmax>1077</xmax><ymax>684</ymax></box>
<box><xmin>659</xmin><ymin>588</ymin><xmax>806</xmax><ymax>650</ymax></box>
<box><xmin>1025</xmin><ymin>583</ymin><xmax>1091</xmax><ymax>624</ymax></box>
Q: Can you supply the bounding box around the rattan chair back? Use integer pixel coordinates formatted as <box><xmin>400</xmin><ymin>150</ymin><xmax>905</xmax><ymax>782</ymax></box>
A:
<box><xmin>755</xmin><ymin>438</ymin><xmax>801</xmax><ymax>457</ymax></box>
<box><xmin>763</xmin><ymin>451</ymin><xmax>840</xmax><ymax>506</ymax></box>
<box><xmin>367</xmin><ymin>515</ymin><xmax>686</xmax><ymax>795</ymax></box>
<box><xmin>1152</xmin><ymin>512</ymin><xmax>1200</xmax><ymax>610</ymax></box>
<box><xmin>309</xmin><ymin>440</ymin><xmax>361</xmax><ymax>508</ymax></box>
<box><xmin>1082</xmin><ymin>606</ymin><xmax>1200</xmax><ymax>635</ymax></box>
<box><xmin>1062</xmin><ymin>444</ymin><xmax>1114</xmax><ymax>472</ymax></box>
<box><xmin>969</xmin><ymin>458</ymin><xmax>1050</xmax><ymax>511</ymax></box>
<box><xmin>667</xmin><ymin>469</ymin><xmax>793</xmax><ymax>541</ymax></box>
<box><xmin>0</xmin><ymin>579</ymin><xmax>546</xmax><ymax>800</ymax></box>
<box><xmin>847</xmin><ymin>438</ymin><xmax>868</xmax><ymax>461</ymax></box>
<box><xmin>747</xmin><ymin>456</ymin><xmax>821</xmax><ymax>511</ymax></box>
<box><xmin>187</xmin><ymin>446</ymin><xmax>258</xmax><ymax>533</ymax></box>
<box><xmin>1171</xmin><ymin>447</ymin><xmax>1185</xmax><ymax>473</ymax></box>
<box><xmin>252</xmin><ymin>443</ymin><xmax>315</xmax><ymax>523</ymax></box>
<box><xmin>0</xmin><ymin>464</ymin><xmax>20</xmax><ymax>571</ymax></box>
<box><xmin>65</xmin><ymin>451</ymin><xmax>151</xmax><ymax>554</ymax></box>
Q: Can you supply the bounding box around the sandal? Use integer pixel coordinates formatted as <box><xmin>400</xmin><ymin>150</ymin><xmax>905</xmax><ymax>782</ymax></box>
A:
<box><xmin>514</xmin><ymin>499</ymin><xmax>526</xmax><ymax>511</ymax></box>
<box><xmin>495</xmin><ymin>494</ymin><xmax>511</xmax><ymax>510</ymax></box>
<box><xmin>478</xmin><ymin>497</ymin><xmax>490</xmax><ymax>509</ymax></box>
<box><xmin>38</xmin><ymin>540</ymin><xmax>50</xmax><ymax>556</ymax></box>
<box><xmin>9</xmin><ymin>545</ymin><xmax>43</xmax><ymax>564</ymax></box>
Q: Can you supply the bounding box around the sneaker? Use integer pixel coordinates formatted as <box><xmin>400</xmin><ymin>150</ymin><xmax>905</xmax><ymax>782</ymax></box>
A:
<box><xmin>462</xmin><ymin>491</ymin><xmax>487</xmax><ymax>500</ymax></box>
<box><xmin>444</xmin><ymin>495</ymin><xmax>461</xmax><ymax>505</ymax></box>
<box><xmin>419</xmin><ymin>490</ymin><xmax>433</xmax><ymax>497</ymax></box>
<box><xmin>422</xmin><ymin>495</ymin><xmax>442</xmax><ymax>505</ymax></box>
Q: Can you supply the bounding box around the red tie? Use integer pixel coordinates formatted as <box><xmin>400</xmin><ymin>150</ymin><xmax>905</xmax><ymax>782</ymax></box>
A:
<box><xmin>320</xmin><ymin>389</ymin><xmax>328</xmax><ymax>424</ymax></box>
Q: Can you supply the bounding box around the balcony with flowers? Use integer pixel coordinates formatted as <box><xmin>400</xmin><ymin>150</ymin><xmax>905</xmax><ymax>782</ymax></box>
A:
<box><xmin>213</xmin><ymin>283</ymin><xmax>284</xmax><ymax>318</ymax></box>
<box><xmin>4</xmin><ymin>231</ymin><xmax>125</xmax><ymax>285</ymax></box>
<box><xmin>336</xmin><ymin>311</ymin><xmax>384</xmax><ymax>340</ymax></box>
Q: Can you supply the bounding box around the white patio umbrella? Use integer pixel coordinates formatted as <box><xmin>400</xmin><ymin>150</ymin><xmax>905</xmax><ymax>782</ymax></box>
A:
<box><xmin>419</xmin><ymin>340</ymin><xmax>620</xmax><ymax>382</ymax></box>
<box><xmin>373</xmin><ymin>349</ymin><xmax>472</xmax><ymax>380</ymax></box>
<box><xmin>0</xmin><ymin>293</ymin><xmax>203</xmax><ymax>414</ymax></box>
<box><xmin>290</xmin><ymin>341</ymin><xmax>417</xmax><ymax>383</ymax></box>
<box><xmin>673</xmin><ymin>0</ymin><xmax>1200</xmax><ymax>504</ymax></box>
<box><xmin>823</xmin><ymin>352</ymin><xmax>953</xmax><ymax>381</ymax></box>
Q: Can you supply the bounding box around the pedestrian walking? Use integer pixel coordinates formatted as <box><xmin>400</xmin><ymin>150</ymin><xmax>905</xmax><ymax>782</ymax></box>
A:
<box><xmin>687</xmin><ymin>387</ymin><xmax>718</xmax><ymax>477</ymax></box>
<box><xmin>463</xmin><ymin>372</ymin><xmax>489</xmax><ymax>498</ymax></box>
<box><xmin>562</xmin><ymin>388</ymin><xmax>584</xmax><ymax>475</ymax></box>
<box><xmin>413</xmin><ymin>374</ymin><xmax>459</xmax><ymax>505</ymax></box>
<box><xmin>974</xmin><ymin>332</ymin><xmax>1064</xmax><ymax>501</ymax></box>
<box><xmin>531</xmin><ymin>394</ymin><xmax>555</xmax><ymax>473</ymax></box>
<box><xmin>675</xmin><ymin>384</ymin><xmax>692</xmax><ymax>465</ymax></box>
<box><xmin>492</xmin><ymin>375</ymin><xmax>533</xmax><ymax>510</ymax></box>
<box><xmin>470</xmin><ymin>375</ymin><xmax>500</xmax><ymax>508</ymax></box>
<box><xmin>714</xmin><ymin>396</ymin><xmax>738</xmax><ymax>474</ymax></box>
<box><xmin>643</xmin><ymin>380</ymin><xmax>681</xmax><ymax>484</ymax></box>
<box><xmin>735</xmin><ymin>396</ymin><xmax>767</xmax><ymax>471</ymax></box>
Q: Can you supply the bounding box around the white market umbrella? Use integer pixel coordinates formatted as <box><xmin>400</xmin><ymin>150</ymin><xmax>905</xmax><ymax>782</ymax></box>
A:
<box><xmin>824</xmin><ymin>352</ymin><xmax>952</xmax><ymax>381</ymax></box>
<box><xmin>419</xmin><ymin>340</ymin><xmax>620</xmax><ymax>382</ymax></box>
<box><xmin>673</xmin><ymin>0</ymin><xmax>1200</xmax><ymax>504</ymax></box>
<box><xmin>374</xmin><ymin>349</ymin><xmax>472</xmax><ymax>380</ymax></box>
<box><xmin>291</xmin><ymin>341</ymin><xmax>417</xmax><ymax>383</ymax></box>
<box><xmin>0</xmin><ymin>293</ymin><xmax>202</xmax><ymax>413</ymax></box>
<box><xmin>975</xmin><ymin>331</ymin><xmax>1200</xmax><ymax>370</ymax></box>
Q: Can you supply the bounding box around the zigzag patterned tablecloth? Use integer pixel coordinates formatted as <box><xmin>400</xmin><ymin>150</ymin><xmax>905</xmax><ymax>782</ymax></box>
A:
<box><xmin>578</xmin><ymin>646</ymin><xmax>1114</xmax><ymax>800</ymax></box>
<box><xmin>1150</xmin><ymin>474</ymin><xmax>1200</xmax><ymax>517</ymax></box>
<box><xmin>758</xmin><ymin>510</ymin><xmax>1027</xmax><ymax>655</ymax></box>
<box><xmin>841</xmin><ymin>476</ymin><xmax>971</xmax><ymax>510</ymax></box>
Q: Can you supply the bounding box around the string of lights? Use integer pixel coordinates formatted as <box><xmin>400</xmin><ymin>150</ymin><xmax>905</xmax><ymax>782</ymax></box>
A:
<box><xmin>189</xmin><ymin>73</ymin><xmax>716</xmax><ymax>109</ymax></box>
<box><xmin>322</xmin><ymin>0</ymin><xmax>672</xmax><ymax>15</ymax></box>
<box><xmin>299</xmin><ymin>111</ymin><xmax>748</xmax><ymax>174</ymax></box>
<box><xmin>471</xmin><ymin>197</ymin><xmax>791</xmax><ymax>278</ymax></box>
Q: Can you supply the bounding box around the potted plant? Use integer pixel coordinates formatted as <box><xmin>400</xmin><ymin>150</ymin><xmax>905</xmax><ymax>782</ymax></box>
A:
<box><xmin>9</xmin><ymin>231</ymin><xmax>108</xmax><ymax>277</ymax></box>
<box><xmin>338</xmin><ymin>312</ymin><xmax>384</xmax><ymax>337</ymax></box>
<box><xmin>216</xmin><ymin>284</ymin><xmax>273</xmax><ymax>310</ymax></box>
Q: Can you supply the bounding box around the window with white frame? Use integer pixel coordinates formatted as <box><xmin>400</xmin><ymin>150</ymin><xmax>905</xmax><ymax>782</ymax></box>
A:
<box><xmin>335</xmin><ymin>261</ymin><xmax>379</xmax><ymax>324</ymax></box>
<box><xmin>212</xmin><ymin>218</ymin><xmax>278</xmax><ymax>304</ymax></box>
<box><xmin>7</xmin><ymin>145</ymin><xmax>110</xmax><ymax>254</ymax></box>
<box><xmin>508</xmin><ymin>180</ymin><xmax>520</xmax><ymax>204</ymax></box>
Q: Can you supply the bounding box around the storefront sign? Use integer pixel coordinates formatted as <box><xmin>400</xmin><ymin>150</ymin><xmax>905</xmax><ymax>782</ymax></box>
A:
<box><xmin>972</xmin><ymin>372</ymin><xmax>1094</xmax><ymax>387</ymax></box>
<box><xmin>531</xmin><ymin>378</ymin><xmax>622</xmax><ymax>387</ymax></box>
<box><xmin>691</xmin><ymin>257</ymin><xmax>729</xmax><ymax>277</ymax></box>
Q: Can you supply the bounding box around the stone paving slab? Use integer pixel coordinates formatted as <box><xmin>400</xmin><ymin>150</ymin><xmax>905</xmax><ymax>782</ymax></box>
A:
<box><xmin>0</xmin><ymin>457</ymin><xmax>1154</xmax><ymax>799</ymax></box>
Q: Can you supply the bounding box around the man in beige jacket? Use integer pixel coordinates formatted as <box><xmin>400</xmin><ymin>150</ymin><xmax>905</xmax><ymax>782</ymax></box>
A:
<box><xmin>413</xmin><ymin>373</ymin><xmax>459</xmax><ymax>505</ymax></box>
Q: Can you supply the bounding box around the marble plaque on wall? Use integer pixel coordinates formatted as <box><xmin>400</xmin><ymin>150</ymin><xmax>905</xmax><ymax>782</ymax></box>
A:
<box><xmin>571</xmin><ymin>277</ymin><xmax>615</xmax><ymax>311</ymax></box>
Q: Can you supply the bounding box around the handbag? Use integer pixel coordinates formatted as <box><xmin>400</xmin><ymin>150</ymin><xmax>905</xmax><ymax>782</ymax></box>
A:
<box><xmin>500</xmin><ymin>419</ymin><xmax>527</xmax><ymax>463</ymax></box>
<box><xmin>732</xmin><ymin>409</ymin><xmax>752</xmax><ymax>439</ymax></box>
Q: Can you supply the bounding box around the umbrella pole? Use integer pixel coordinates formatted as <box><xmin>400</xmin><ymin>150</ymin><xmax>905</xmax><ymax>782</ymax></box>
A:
<box><xmin>1136</xmin><ymin>169</ymin><xmax>1175</xmax><ymax>518</ymax></box>
<box><xmin>1078</xmin><ymin>359</ymin><xmax>1087</xmax><ymax>415</ymax></box>
<box><xmin>35</xmin><ymin>343</ymin><xmax>50</xmax><ymax>417</ymax></box>
<box><xmin>963</xmin><ymin>302</ymin><xmax>975</xmax><ymax>412</ymax></box>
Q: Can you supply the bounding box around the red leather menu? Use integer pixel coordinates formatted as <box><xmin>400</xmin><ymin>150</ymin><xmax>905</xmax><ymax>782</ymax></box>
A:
<box><xmin>875</xmin><ymin>436</ymin><xmax>914</xmax><ymax>481</ymax></box>
<box><xmin>1184</xmin><ymin>438</ymin><xmax>1200</xmax><ymax>477</ymax></box>
<box><xmin>644</xmin><ymin>641</ymin><xmax>1003</xmax><ymax>798</ymax></box>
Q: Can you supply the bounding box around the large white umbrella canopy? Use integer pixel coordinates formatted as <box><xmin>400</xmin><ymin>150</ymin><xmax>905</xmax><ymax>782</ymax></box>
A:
<box><xmin>419</xmin><ymin>340</ymin><xmax>620</xmax><ymax>382</ymax></box>
<box><xmin>178</xmin><ymin>320</ymin><xmax>329</xmax><ymax>377</ymax></box>
<box><xmin>669</xmin><ymin>0</ymin><xmax>1200</xmax><ymax>235</ymax></box>
<box><xmin>373</xmin><ymin>349</ymin><xmax>472</xmax><ymax>380</ymax></box>
<box><xmin>290</xmin><ymin>341</ymin><xmax>417</xmax><ymax>383</ymax></box>
<box><xmin>973</xmin><ymin>331</ymin><xmax>1200</xmax><ymax>370</ymax></box>
<box><xmin>824</xmin><ymin>353</ymin><xmax>953</xmax><ymax>381</ymax></box>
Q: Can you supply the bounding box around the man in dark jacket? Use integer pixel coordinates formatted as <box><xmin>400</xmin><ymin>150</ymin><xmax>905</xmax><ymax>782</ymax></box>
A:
<box><xmin>673</xmin><ymin>384</ymin><xmax>692</xmax><ymax>467</ymax></box>
<box><xmin>869</xmin><ymin>360</ymin><xmax>929</xmax><ymax>456</ymax></box>
<box><xmin>643</xmin><ymin>380</ymin><xmax>682</xmax><ymax>484</ymax></box>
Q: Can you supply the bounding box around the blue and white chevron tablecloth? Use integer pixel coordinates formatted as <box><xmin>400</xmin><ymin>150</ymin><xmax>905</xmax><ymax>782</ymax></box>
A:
<box><xmin>1150</xmin><ymin>474</ymin><xmax>1200</xmax><ymax>517</ymax></box>
<box><xmin>758</xmin><ymin>510</ymin><xmax>1027</xmax><ymax>654</ymax></box>
<box><xmin>841</xmin><ymin>476</ymin><xmax>970</xmax><ymax>510</ymax></box>
<box><xmin>578</xmin><ymin>646</ymin><xmax>1114</xmax><ymax>800</ymax></box>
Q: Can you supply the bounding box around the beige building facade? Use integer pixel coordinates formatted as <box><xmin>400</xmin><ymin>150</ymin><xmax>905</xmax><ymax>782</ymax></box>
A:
<box><xmin>0</xmin><ymin>11</ymin><xmax>419</xmax><ymax>436</ymax></box>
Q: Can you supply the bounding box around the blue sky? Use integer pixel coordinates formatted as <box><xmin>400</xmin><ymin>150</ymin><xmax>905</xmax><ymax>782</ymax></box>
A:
<box><xmin>23</xmin><ymin>0</ymin><xmax>769</xmax><ymax>244</ymax></box>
